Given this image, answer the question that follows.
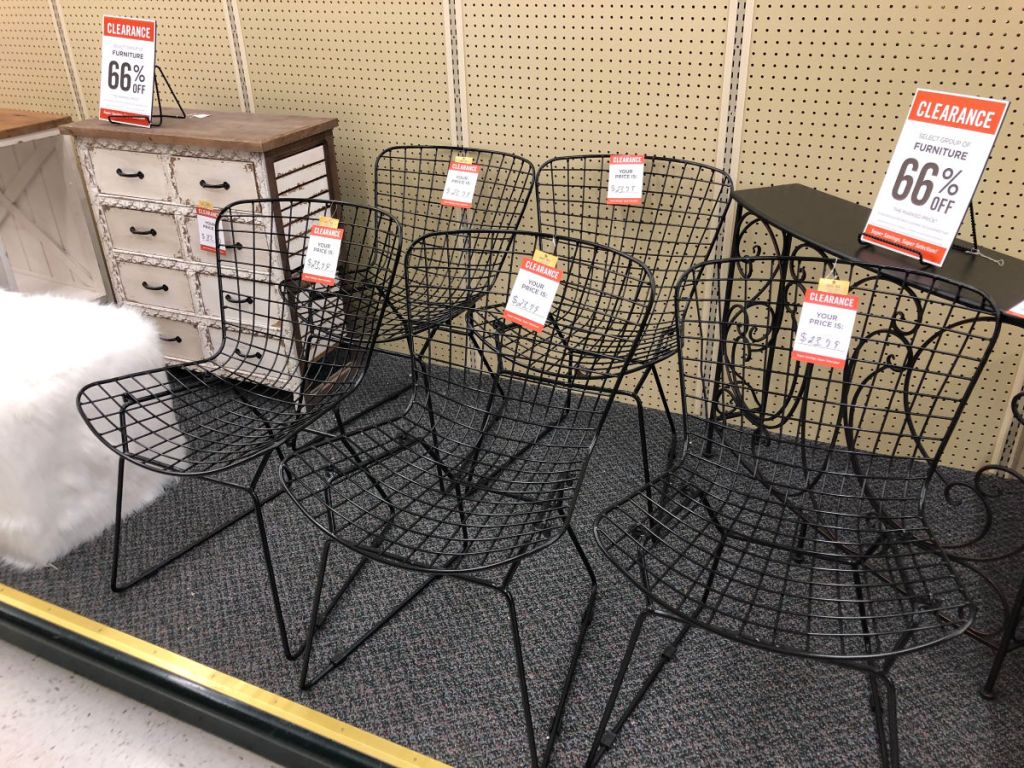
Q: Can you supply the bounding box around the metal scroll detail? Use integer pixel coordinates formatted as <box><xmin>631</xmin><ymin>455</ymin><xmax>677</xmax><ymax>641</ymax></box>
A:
<box><xmin>731</xmin><ymin>206</ymin><xmax>1024</xmax><ymax>696</ymax></box>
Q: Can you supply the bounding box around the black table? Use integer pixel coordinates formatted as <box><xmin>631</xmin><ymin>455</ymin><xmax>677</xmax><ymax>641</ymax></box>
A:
<box><xmin>732</xmin><ymin>183</ymin><xmax>1024</xmax><ymax>328</ymax></box>
<box><xmin>731</xmin><ymin>182</ymin><xmax>1024</xmax><ymax>697</ymax></box>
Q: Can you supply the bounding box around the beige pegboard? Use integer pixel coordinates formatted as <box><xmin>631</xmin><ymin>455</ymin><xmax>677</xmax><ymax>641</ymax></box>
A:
<box><xmin>57</xmin><ymin>0</ymin><xmax>243</xmax><ymax>118</ymax></box>
<box><xmin>735</xmin><ymin>2</ymin><xmax>1023</xmax><ymax>471</ymax></box>
<box><xmin>0</xmin><ymin>2</ymin><xmax>79</xmax><ymax>117</ymax></box>
<box><xmin>737</xmin><ymin>2</ymin><xmax>1022</xmax><ymax>257</ymax></box>
<box><xmin>460</xmin><ymin>1</ymin><xmax>731</xmax><ymax>164</ymax></box>
<box><xmin>234</xmin><ymin>0</ymin><xmax>454</xmax><ymax>206</ymax></box>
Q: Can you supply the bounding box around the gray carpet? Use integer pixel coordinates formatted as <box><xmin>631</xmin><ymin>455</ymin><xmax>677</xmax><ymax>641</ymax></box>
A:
<box><xmin>3</xmin><ymin>354</ymin><xmax>1023</xmax><ymax>767</ymax></box>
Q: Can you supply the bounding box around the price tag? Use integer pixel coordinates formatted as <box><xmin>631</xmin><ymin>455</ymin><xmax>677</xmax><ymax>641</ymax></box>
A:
<box><xmin>790</xmin><ymin>289</ymin><xmax>860</xmax><ymax>370</ymax></box>
<box><xmin>301</xmin><ymin>218</ymin><xmax>344</xmax><ymax>286</ymax></box>
<box><xmin>864</xmin><ymin>89</ymin><xmax>1010</xmax><ymax>267</ymax></box>
<box><xmin>606</xmin><ymin>154</ymin><xmax>645</xmax><ymax>205</ymax></box>
<box><xmin>440</xmin><ymin>157</ymin><xmax>480</xmax><ymax>208</ymax></box>
<box><xmin>1007</xmin><ymin>300</ymin><xmax>1024</xmax><ymax>320</ymax></box>
<box><xmin>195</xmin><ymin>201</ymin><xmax>222</xmax><ymax>255</ymax></box>
<box><xmin>503</xmin><ymin>249</ymin><xmax>563</xmax><ymax>332</ymax></box>
<box><xmin>98</xmin><ymin>16</ymin><xmax>157</xmax><ymax>127</ymax></box>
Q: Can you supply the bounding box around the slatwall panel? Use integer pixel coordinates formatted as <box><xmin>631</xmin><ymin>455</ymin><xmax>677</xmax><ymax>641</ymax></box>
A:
<box><xmin>736</xmin><ymin>1</ymin><xmax>1023</xmax><ymax>470</ymax></box>
<box><xmin>461</xmin><ymin>1</ymin><xmax>730</xmax><ymax>163</ymax></box>
<box><xmin>0</xmin><ymin>2</ymin><xmax>78</xmax><ymax>116</ymax></box>
<box><xmin>234</xmin><ymin>0</ymin><xmax>453</xmax><ymax>206</ymax></box>
<box><xmin>58</xmin><ymin>0</ymin><xmax>242</xmax><ymax>117</ymax></box>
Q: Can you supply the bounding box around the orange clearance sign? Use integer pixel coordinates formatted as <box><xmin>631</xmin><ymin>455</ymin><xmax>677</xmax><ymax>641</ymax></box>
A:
<box><xmin>863</xmin><ymin>89</ymin><xmax>1009</xmax><ymax>267</ymax></box>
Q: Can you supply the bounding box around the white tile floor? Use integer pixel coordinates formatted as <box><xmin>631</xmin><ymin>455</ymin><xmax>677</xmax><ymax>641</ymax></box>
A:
<box><xmin>0</xmin><ymin>640</ymin><xmax>279</xmax><ymax>767</ymax></box>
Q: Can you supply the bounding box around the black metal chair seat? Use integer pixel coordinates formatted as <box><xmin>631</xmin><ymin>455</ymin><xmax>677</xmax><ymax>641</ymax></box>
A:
<box><xmin>282</xmin><ymin>397</ymin><xmax>580</xmax><ymax>574</ymax></box>
<box><xmin>596</xmin><ymin>462</ymin><xmax>973</xmax><ymax>661</ymax></box>
<box><xmin>78</xmin><ymin>355</ymin><xmax>360</xmax><ymax>476</ymax></box>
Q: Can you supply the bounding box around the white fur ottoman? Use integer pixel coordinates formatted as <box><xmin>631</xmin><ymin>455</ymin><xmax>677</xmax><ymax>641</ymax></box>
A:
<box><xmin>0</xmin><ymin>291</ymin><xmax>177</xmax><ymax>568</ymax></box>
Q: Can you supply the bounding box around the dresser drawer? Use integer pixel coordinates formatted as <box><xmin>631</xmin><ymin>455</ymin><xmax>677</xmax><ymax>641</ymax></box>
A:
<box><xmin>105</xmin><ymin>208</ymin><xmax>180</xmax><ymax>258</ymax></box>
<box><xmin>213</xmin><ymin>327</ymin><xmax>298</xmax><ymax>382</ymax></box>
<box><xmin>198</xmin><ymin>273</ymin><xmax>284</xmax><ymax>328</ymax></box>
<box><xmin>185</xmin><ymin>214</ymin><xmax>276</xmax><ymax>271</ymax></box>
<box><xmin>171</xmin><ymin>156</ymin><xmax>259</xmax><ymax>208</ymax></box>
<box><xmin>147</xmin><ymin>315</ymin><xmax>205</xmax><ymax>361</ymax></box>
<box><xmin>91</xmin><ymin>148</ymin><xmax>171</xmax><ymax>201</ymax></box>
<box><xmin>119</xmin><ymin>262</ymin><xmax>195</xmax><ymax>313</ymax></box>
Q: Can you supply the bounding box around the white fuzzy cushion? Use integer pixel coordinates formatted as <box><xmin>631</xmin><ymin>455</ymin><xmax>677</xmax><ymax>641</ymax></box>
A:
<box><xmin>0</xmin><ymin>291</ymin><xmax>178</xmax><ymax>568</ymax></box>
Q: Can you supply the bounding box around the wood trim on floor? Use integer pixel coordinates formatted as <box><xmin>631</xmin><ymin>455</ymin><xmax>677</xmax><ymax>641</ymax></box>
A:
<box><xmin>0</xmin><ymin>583</ymin><xmax>449</xmax><ymax>768</ymax></box>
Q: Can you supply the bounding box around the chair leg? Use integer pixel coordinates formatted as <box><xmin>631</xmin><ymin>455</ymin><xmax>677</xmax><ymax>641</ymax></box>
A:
<box><xmin>866</xmin><ymin>671</ymin><xmax>900</xmax><ymax>768</ymax></box>
<box><xmin>981</xmin><ymin>573</ymin><xmax>1024</xmax><ymax>699</ymax></box>
<box><xmin>298</xmin><ymin>538</ymin><xmax>440</xmax><ymax>690</ymax></box>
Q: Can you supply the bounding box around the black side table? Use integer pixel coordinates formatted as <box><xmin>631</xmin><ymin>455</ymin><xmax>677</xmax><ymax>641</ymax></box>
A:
<box><xmin>731</xmin><ymin>183</ymin><xmax>1024</xmax><ymax>695</ymax></box>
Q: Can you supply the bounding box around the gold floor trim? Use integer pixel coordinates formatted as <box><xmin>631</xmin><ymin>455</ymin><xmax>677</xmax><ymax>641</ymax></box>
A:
<box><xmin>0</xmin><ymin>583</ymin><xmax>449</xmax><ymax>768</ymax></box>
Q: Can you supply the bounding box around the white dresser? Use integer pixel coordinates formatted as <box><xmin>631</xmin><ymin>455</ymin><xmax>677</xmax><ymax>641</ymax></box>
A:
<box><xmin>63</xmin><ymin>112</ymin><xmax>339</xmax><ymax>385</ymax></box>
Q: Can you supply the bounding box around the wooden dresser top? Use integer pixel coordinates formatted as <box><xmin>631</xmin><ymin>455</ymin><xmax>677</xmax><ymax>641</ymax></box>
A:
<box><xmin>62</xmin><ymin>111</ymin><xmax>338</xmax><ymax>152</ymax></box>
<box><xmin>0</xmin><ymin>109</ymin><xmax>72</xmax><ymax>140</ymax></box>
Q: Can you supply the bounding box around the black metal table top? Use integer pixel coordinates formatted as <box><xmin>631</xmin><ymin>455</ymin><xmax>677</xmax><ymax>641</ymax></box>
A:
<box><xmin>733</xmin><ymin>183</ymin><xmax>1024</xmax><ymax>328</ymax></box>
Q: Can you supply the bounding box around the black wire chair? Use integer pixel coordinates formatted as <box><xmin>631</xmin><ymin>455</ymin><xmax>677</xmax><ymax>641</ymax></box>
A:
<box><xmin>280</xmin><ymin>229</ymin><xmax>655</xmax><ymax>767</ymax></box>
<box><xmin>76</xmin><ymin>198</ymin><xmax>403</xmax><ymax>659</ymax></box>
<box><xmin>587</xmin><ymin>254</ymin><xmax>1000</xmax><ymax>767</ymax></box>
<box><xmin>341</xmin><ymin>146</ymin><xmax>537</xmax><ymax>425</ymax></box>
<box><xmin>536</xmin><ymin>154</ymin><xmax>733</xmax><ymax>487</ymax></box>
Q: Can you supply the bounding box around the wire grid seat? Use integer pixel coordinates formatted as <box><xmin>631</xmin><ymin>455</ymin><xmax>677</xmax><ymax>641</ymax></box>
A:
<box><xmin>75</xmin><ymin>198</ymin><xmax>402</xmax><ymax>660</ymax></box>
<box><xmin>373</xmin><ymin>146</ymin><xmax>536</xmax><ymax>344</ymax></box>
<box><xmin>588</xmin><ymin>254</ymin><xmax>1000</xmax><ymax>767</ymax></box>
<box><xmin>536</xmin><ymin>154</ymin><xmax>732</xmax><ymax>372</ymax></box>
<box><xmin>280</xmin><ymin>230</ymin><xmax>654</xmax><ymax>766</ymax></box>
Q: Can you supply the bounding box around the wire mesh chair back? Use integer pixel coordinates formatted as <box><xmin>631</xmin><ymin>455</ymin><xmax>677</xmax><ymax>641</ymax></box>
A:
<box><xmin>282</xmin><ymin>230</ymin><xmax>654</xmax><ymax>572</ymax></box>
<box><xmin>601</xmin><ymin>254</ymin><xmax>1000</xmax><ymax>658</ymax></box>
<box><xmin>536</xmin><ymin>154</ymin><xmax>732</xmax><ymax>370</ymax></box>
<box><xmin>373</xmin><ymin>146</ymin><xmax>537</xmax><ymax>342</ymax></box>
<box><xmin>211</xmin><ymin>198</ymin><xmax>402</xmax><ymax>403</ymax></box>
<box><xmin>76</xmin><ymin>199</ymin><xmax>402</xmax><ymax>478</ymax></box>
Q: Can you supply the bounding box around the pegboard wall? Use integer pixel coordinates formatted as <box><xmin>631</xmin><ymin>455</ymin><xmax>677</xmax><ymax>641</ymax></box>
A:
<box><xmin>0</xmin><ymin>3</ymin><xmax>79</xmax><ymax>117</ymax></box>
<box><xmin>235</xmin><ymin>0</ymin><xmax>454</xmax><ymax>205</ymax></box>
<box><xmin>459</xmin><ymin>1</ymin><xmax>732</xmax><ymax>165</ymax></box>
<box><xmin>0</xmin><ymin>1</ymin><xmax>1021</xmax><ymax>470</ymax></box>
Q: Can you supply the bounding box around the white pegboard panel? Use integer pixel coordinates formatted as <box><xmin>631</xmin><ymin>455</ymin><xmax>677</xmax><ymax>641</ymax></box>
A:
<box><xmin>459</xmin><ymin>1</ymin><xmax>732</xmax><ymax>165</ymax></box>
<box><xmin>234</xmin><ymin>0</ymin><xmax>454</xmax><ymax>206</ymax></box>
<box><xmin>0</xmin><ymin>2</ymin><xmax>79</xmax><ymax>117</ymax></box>
<box><xmin>57</xmin><ymin>0</ymin><xmax>244</xmax><ymax>118</ymax></box>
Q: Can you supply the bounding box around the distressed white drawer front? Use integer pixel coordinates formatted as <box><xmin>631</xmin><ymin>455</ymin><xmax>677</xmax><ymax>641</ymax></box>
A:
<box><xmin>148</xmin><ymin>315</ymin><xmax>205</xmax><ymax>361</ymax></box>
<box><xmin>198</xmin><ymin>273</ymin><xmax>283</xmax><ymax>328</ymax></box>
<box><xmin>171</xmin><ymin>156</ymin><xmax>259</xmax><ymax>208</ymax></box>
<box><xmin>118</xmin><ymin>262</ymin><xmax>194</xmax><ymax>312</ymax></box>
<box><xmin>212</xmin><ymin>327</ymin><xmax>298</xmax><ymax>382</ymax></box>
<box><xmin>91</xmin><ymin>148</ymin><xmax>170</xmax><ymax>200</ymax></box>
<box><xmin>105</xmin><ymin>208</ymin><xmax>180</xmax><ymax>258</ymax></box>
<box><xmin>185</xmin><ymin>215</ymin><xmax>276</xmax><ymax>271</ymax></box>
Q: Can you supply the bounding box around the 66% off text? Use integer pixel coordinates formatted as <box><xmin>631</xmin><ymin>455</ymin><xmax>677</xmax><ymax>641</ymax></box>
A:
<box><xmin>891</xmin><ymin>158</ymin><xmax>961</xmax><ymax>214</ymax></box>
<box><xmin>107</xmin><ymin>62</ymin><xmax>146</xmax><ymax>94</ymax></box>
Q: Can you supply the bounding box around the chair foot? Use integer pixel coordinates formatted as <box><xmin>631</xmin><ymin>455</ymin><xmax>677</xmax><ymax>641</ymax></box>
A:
<box><xmin>866</xmin><ymin>671</ymin><xmax>900</xmax><ymax>768</ymax></box>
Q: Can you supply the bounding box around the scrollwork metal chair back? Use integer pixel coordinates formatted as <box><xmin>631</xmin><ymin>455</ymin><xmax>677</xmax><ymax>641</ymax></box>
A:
<box><xmin>279</xmin><ymin>230</ymin><xmax>654</xmax><ymax>767</ymax></box>
<box><xmin>588</xmin><ymin>254</ymin><xmax>1000</xmax><ymax>767</ymax></box>
<box><xmin>75</xmin><ymin>197</ymin><xmax>402</xmax><ymax>661</ymax></box>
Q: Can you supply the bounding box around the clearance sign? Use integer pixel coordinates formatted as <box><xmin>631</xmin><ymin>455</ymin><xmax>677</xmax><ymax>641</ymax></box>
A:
<box><xmin>863</xmin><ymin>89</ymin><xmax>1009</xmax><ymax>267</ymax></box>
<box><xmin>98</xmin><ymin>16</ymin><xmax>157</xmax><ymax>126</ymax></box>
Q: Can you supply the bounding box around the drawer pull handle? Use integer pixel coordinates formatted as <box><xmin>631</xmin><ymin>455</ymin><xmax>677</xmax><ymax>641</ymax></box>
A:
<box><xmin>116</xmin><ymin>168</ymin><xmax>145</xmax><ymax>179</ymax></box>
<box><xmin>200</xmin><ymin>179</ymin><xmax>231</xmax><ymax>190</ymax></box>
<box><xmin>159</xmin><ymin>335</ymin><xmax>182</xmax><ymax>343</ymax></box>
<box><xmin>142</xmin><ymin>281</ymin><xmax>169</xmax><ymax>292</ymax></box>
<box><xmin>225</xmin><ymin>293</ymin><xmax>254</xmax><ymax>305</ymax></box>
<box><xmin>234</xmin><ymin>348</ymin><xmax>263</xmax><ymax>360</ymax></box>
<box><xmin>130</xmin><ymin>226</ymin><xmax>157</xmax><ymax>237</ymax></box>
<box><xmin>226</xmin><ymin>242</ymin><xmax>243</xmax><ymax>250</ymax></box>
